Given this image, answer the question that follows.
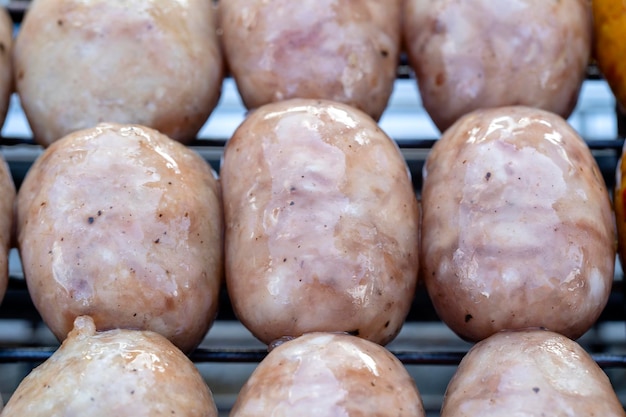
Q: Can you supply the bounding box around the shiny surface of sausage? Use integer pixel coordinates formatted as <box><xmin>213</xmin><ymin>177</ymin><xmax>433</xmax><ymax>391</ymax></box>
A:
<box><xmin>13</xmin><ymin>0</ymin><xmax>223</xmax><ymax>146</ymax></box>
<box><xmin>16</xmin><ymin>123</ymin><xmax>223</xmax><ymax>353</ymax></box>
<box><xmin>221</xmin><ymin>99</ymin><xmax>420</xmax><ymax>345</ymax></box>
<box><xmin>1</xmin><ymin>316</ymin><xmax>218</xmax><ymax>417</ymax></box>
<box><xmin>421</xmin><ymin>106</ymin><xmax>615</xmax><ymax>342</ymax></box>
<box><xmin>441</xmin><ymin>329</ymin><xmax>626</xmax><ymax>417</ymax></box>
<box><xmin>231</xmin><ymin>332</ymin><xmax>425</xmax><ymax>417</ymax></box>
<box><xmin>218</xmin><ymin>0</ymin><xmax>401</xmax><ymax>121</ymax></box>
<box><xmin>403</xmin><ymin>0</ymin><xmax>592</xmax><ymax>132</ymax></box>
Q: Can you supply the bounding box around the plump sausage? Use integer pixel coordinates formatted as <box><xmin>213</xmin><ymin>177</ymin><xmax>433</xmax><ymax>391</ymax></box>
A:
<box><xmin>218</xmin><ymin>0</ymin><xmax>401</xmax><ymax>121</ymax></box>
<box><xmin>13</xmin><ymin>0</ymin><xmax>223</xmax><ymax>146</ymax></box>
<box><xmin>231</xmin><ymin>332</ymin><xmax>425</xmax><ymax>416</ymax></box>
<box><xmin>441</xmin><ymin>329</ymin><xmax>626</xmax><ymax>417</ymax></box>
<box><xmin>1</xmin><ymin>316</ymin><xmax>218</xmax><ymax>417</ymax></box>
<box><xmin>421</xmin><ymin>106</ymin><xmax>615</xmax><ymax>342</ymax></box>
<box><xmin>403</xmin><ymin>0</ymin><xmax>592</xmax><ymax>132</ymax></box>
<box><xmin>221</xmin><ymin>99</ymin><xmax>420</xmax><ymax>346</ymax></box>
<box><xmin>0</xmin><ymin>153</ymin><xmax>14</xmax><ymax>306</ymax></box>
<box><xmin>16</xmin><ymin>123</ymin><xmax>223</xmax><ymax>353</ymax></box>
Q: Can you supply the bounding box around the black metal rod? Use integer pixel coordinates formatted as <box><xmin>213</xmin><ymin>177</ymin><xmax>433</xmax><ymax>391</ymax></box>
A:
<box><xmin>1</xmin><ymin>137</ymin><xmax>623</xmax><ymax>151</ymax></box>
<box><xmin>2</xmin><ymin>346</ymin><xmax>626</xmax><ymax>369</ymax></box>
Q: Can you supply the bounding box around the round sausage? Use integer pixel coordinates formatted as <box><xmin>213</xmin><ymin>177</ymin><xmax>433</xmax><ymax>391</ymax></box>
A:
<box><xmin>0</xmin><ymin>153</ymin><xmax>15</xmax><ymax>305</ymax></box>
<box><xmin>231</xmin><ymin>332</ymin><xmax>425</xmax><ymax>416</ymax></box>
<box><xmin>1</xmin><ymin>316</ymin><xmax>218</xmax><ymax>417</ymax></box>
<box><xmin>221</xmin><ymin>99</ymin><xmax>420</xmax><ymax>346</ymax></box>
<box><xmin>13</xmin><ymin>0</ymin><xmax>223</xmax><ymax>146</ymax></box>
<box><xmin>16</xmin><ymin>123</ymin><xmax>223</xmax><ymax>353</ymax></box>
<box><xmin>403</xmin><ymin>0</ymin><xmax>592</xmax><ymax>132</ymax></box>
<box><xmin>421</xmin><ymin>106</ymin><xmax>615</xmax><ymax>342</ymax></box>
<box><xmin>441</xmin><ymin>329</ymin><xmax>625</xmax><ymax>416</ymax></box>
<box><xmin>218</xmin><ymin>0</ymin><xmax>401</xmax><ymax>121</ymax></box>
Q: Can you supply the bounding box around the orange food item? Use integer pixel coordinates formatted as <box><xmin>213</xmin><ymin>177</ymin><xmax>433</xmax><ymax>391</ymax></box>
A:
<box><xmin>614</xmin><ymin>144</ymin><xmax>626</xmax><ymax>268</ymax></box>
<box><xmin>593</xmin><ymin>0</ymin><xmax>626</xmax><ymax>108</ymax></box>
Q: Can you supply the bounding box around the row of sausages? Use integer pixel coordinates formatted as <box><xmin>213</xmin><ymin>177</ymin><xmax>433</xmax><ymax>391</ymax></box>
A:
<box><xmin>0</xmin><ymin>94</ymin><xmax>617</xmax><ymax>349</ymax></box>
<box><xmin>0</xmin><ymin>99</ymin><xmax>624</xmax><ymax>415</ymax></box>
<box><xmin>0</xmin><ymin>0</ymin><xmax>602</xmax><ymax>148</ymax></box>
<box><xmin>4</xmin><ymin>319</ymin><xmax>624</xmax><ymax>416</ymax></box>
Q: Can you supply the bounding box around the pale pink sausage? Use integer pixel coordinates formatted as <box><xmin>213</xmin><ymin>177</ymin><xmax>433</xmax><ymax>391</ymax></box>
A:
<box><xmin>403</xmin><ymin>0</ymin><xmax>591</xmax><ymax>131</ymax></box>
<box><xmin>421</xmin><ymin>106</ymin><xmax>615</xmax><ymax>342</ymax></box>
<box><xmin>1</xmin><ymin>316</ymin><xmax>218</xmax><ymax>417</ymax></box>
<box><xmin>221</xmin><ymin>99</ymin><xmax>420</xmax><ymax>346</ymax></box>
<box><xmin>13</xmin><ymin>0</ymin><xmax>223</xmax><ymax>146</ymax></box>
<box><xmin>17</xmin><ymin>123</ymin><xmax>223</xmax><ymax>353</ymax></box>
<box><xmin>231</xmin><ymin>332</ymin><xmax>426</xmax><ymax>417</ymax></box>
<box><xmin>218</xmin><ymin>0</ymin><xmax>401</xmax><ymax>121</ymax></box>
<box><xmin>442</xmin><ymin>329</ymin><xmax>625</xmax><ymax>417</ymax></box>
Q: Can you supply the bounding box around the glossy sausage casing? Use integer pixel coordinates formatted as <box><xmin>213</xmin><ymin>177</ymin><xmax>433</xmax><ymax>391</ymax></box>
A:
<box><xmin>13</xmin><ymin>0</ymin><xmax>223</xmax><ymax>146</ymax></box>
<box><xmin>16</xmin><ymin>123</ymin><xmax>224</xmax><ymax>353</ymax></box>
<box><xmin>421</xmin><ymin>106</ymin><xmax>615</xmax><ymax>342</ymax></box>
<box><xmin>403</xmin><ymin>0</ymin><xmax>591</xmax><ymax>132</ymax></box>
<box><xmin>221</xmin><ymin>99</ymin><xmax>420</xmax><ymax>346</ymax></box>
<box><xmin>1</xmin><ymin>316</ymin><xmax>218</xmax><ymax>417</ymax></box>
<box><xmin>218</xmin><ymin>0</ymin><xmax>401</xmax><ymax>121</ymax></box>
<box><xmin>231</xmin><ymin>332</ymin><xmax>426</xmax><ymax>417</ymax></box>
<box><xmin>441</xmin><ymin>329</ymin><xmax>626</xmax><ymax>417</ymax></box>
